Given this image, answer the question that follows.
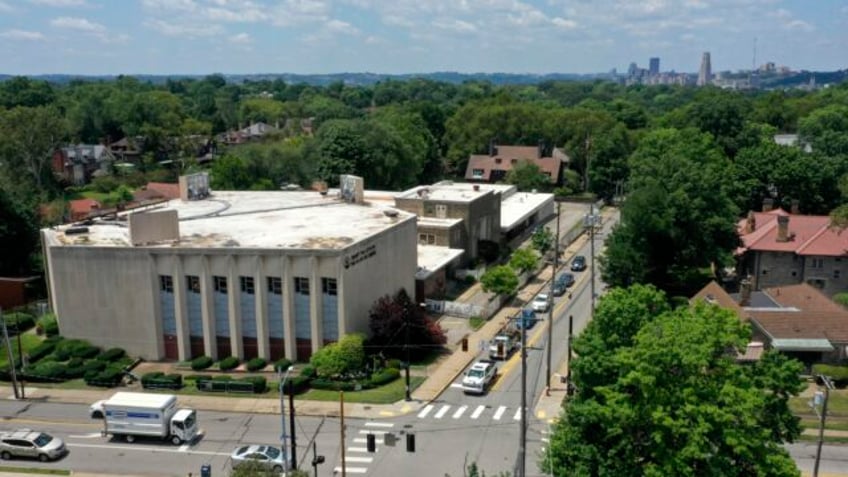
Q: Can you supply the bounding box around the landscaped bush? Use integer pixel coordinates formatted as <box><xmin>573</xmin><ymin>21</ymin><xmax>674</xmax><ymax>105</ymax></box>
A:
<box><xmin>85</xmin><ymin>366</ymin><xmax>123</xmax><ymax>387</ymax></box>
<box><xmin>246</xmin><ymin>357</ymin><xmax>267</xmax><ymax>372</ymax></box>
<box><xmin>97</xmin><ymin>348</ymin><xmax>126</xmax><ymax>362</ymax></box>
<box><xmin>241</xmin><ymin>376</ymin><xmax>267</xmax><ymax>393</ymax></box>
<box><xmin>309</xmin><ymin>377</ymin><xmax>358</xmax><ymax>392</ymax></box>
<box><xmin>213</xmin><ymin>375</ymin><xmax>233</xmax><ymax>381</ymax></box>
<box><xmin>141</xmin><ymin>371</ymin><xmax>183</xmax><ymax>390</ymax></box>
<box><xmin>67</xmin><ymin>357</ymin><xmax>85</xmax><ymax>368</ymax></box>
<box><xmin>64</xmin><ymin>363</ymin><xmax>86</xmax><ymax>379</ymax></box>
<box><xmin>194</xmin><ymin>375</ymin><xmax>266</xmax><ymax>393</ymax></box>
<box><xmin>370</xmin><ymin>368</ymin><xmax>401</xmax><ymax>386</ymax></box>
<box><xmin>28</xmin><ymin>342</ymin><xmax>56</xmax><ymax>363</ymax></box>
<box><xmin>5</xmin><ymin>312</ymin><xmax>35</xmax><ymax>333</ymax></box>
<box><xmin>274</xmin><ymin>358</ymin><xmax>293</xmax><ymax>372</ymax></box>
<box><xmin>185</xmin><ymin>374</ymin><xmax>212</xmax><ymax>382</ymax></box>
<box><xmin>300</xmin><ymin>366</ymin><xmax>317</xmax><ymax>379</ymax></box>
<box><xmin>385</xmin><ymin>359</ymin><xmax>402</xmax><ymax>370</ymax></box>
<box><xmin>218</xmin><ymin>356</ymin><xmax>240</xmax><ymax>371</ymax></box>
<box><xmin>191</xmin><ymin>355</ymin><xmax>214</xmax><ymax>371</ymax></box>
<box><xmin>82</xmin><ymin>359</ymin><xmax>107</xmax><ymax>374</ymax></box>
<box><xmin>36</xmin><ymin>313</ymin><xmax>59</xmax><ymax>336</ymax></box>
<box><xmin>812</xmin><ymin>364</ymin><xmax>848</xmax><ymax>388</ymax></box>
<box><xmin>56</xmin><ymin>339</ymin><xmax>100</xmax><ymax>359</ymax></box>
<box><xmin>23</xmin><ymin>361</ymin><xmax>67</xmax><ymax>382</ymax></box>
<box><xmin>284</xmin><ymin>375</ymin><xmax>311</xmax><ymax>395</ymax></box>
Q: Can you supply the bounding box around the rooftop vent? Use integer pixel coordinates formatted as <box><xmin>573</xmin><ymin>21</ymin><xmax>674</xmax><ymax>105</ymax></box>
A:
<box><xmin>65</xmin><ymin>226</ymin><xmax>89</xmax><ymax>235</ymax></box>
<box><xmin>383</xmin><ymin>209</ymin><xmax>399</xmax><ymax>218</ymax></box>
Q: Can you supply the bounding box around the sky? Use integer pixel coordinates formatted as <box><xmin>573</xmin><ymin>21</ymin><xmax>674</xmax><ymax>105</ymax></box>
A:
<box><xmin>0</xmin><ymin>0</ymin><xmax>845</xmax><ymax>76</ymax></box>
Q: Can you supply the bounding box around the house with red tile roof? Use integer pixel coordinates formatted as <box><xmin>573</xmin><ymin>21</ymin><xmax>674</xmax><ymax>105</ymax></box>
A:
<box><xmin>465</xmin><ymin>143</ymin><xmax>567</xmax><ymax>185</ymax></box>
<box><xmin>692</xmin><ymin>281</ymin><xmax>848</xmax><ymax>365</ymax></box>
<box><xmin>736</xmin><ymin>207</ymin><xmax>848</xmax><ymax>297</ymax></box>
<box><xmin>68</xmin><ymin>198</ymin><xmax>101</xmax><ymax>221</ymax></box>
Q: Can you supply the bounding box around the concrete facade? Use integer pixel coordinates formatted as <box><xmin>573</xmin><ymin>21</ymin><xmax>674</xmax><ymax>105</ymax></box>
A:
<box><xmin>42</xmin><ymin>190</ymin><xmax>416</xmax><ymax>362</ymax></box>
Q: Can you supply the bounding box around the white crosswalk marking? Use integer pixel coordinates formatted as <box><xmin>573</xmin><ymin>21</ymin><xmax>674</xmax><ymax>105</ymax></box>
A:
<box><xmin>365</xmin><ymin>422</ymin><xmax>394</xmax><ymax>428</ymax></box>
<box><xmin>493</xmin><ymin>405</ymin><xmax>507</xmax><ymax>420</ymax></box>
<box><xmin>346</xmin><ymin>456</ymin><xmax>374</xmax><ymax>463</ymax></box>
<box><xmin>471</xmin><ymin>405</ymin><xmax>486</xmax><ymax>419</ymax></box>
<box><xmin>348</xmin><ymin>447</ymin><xmax>369</xmax><ymax>452</ymax></box>
<box><xmin>359</xmin><ymin>429</ymin><xmax>389</xmax><ymax>435</ymax></box>
<box><xmin>513</xmin><ymin>408</ymin><xmax>522</xmax><ymax>420</ymax></box>
<box><xmin>434</xmin><ymin>404</ymin><xmax>451</xmax><ymax>419</ymax></box>
<box><xmin>417</xmin><ymin>404</ymin><xmax>434</xmax><ymax>418</ymax></box>
<box><xmin>452</xmin><ymin>405</ymin><xmax>468</xmax><ymax>419</ymax></box>
<box><xmin>353</xmin><ymin>437</ymin><xmax>384</xmax><ymax>444</ymax></box>
<box><xmin>335</xmin><ymin>467</ymin><xmax>367</xmax><ymax>474</ymax></box>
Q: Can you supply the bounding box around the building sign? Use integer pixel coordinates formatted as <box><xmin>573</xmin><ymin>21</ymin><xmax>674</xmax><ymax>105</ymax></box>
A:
<box><xmin>344</xmin><ymin>244</ymin><xmax>377</xmax><ymax>269</ymax></box>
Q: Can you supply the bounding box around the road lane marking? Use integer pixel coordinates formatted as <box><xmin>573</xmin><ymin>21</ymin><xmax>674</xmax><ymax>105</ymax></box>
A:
<box><xmin>365</xmin><ymin>422</ymin><xmax>394</xmax><ymax>428</ymax></box>
<box><xmin>179</xmin><ymin>443</ymin><xmax>190</xmax><ymax>452</ymax></box>
<box><xmin>353</xmin><ymin>437</ymin><xmax>384</xmax><ymax>444</ymax></box>
<box><xmin>379</xmin><ymin>410</ymin><xmax>395</xmax><ymax>416</ymax></box>
<box><xmin>68</xmin><ymin>432</ymin><xmax>102</xmax><ymax>439</ymax></box>
<box><xmin>335</xmin><ymin>466</ymin><xmax>368</xmax><ymax>474</ymax></box>
<box><xmin>67</xmin><ymin>443</ymin><xmax>229</xmax><ymax>456</ymax></box>
<box><xmin>514</xmin><ymin>408</ymin><xmax>522</xmax><ymax>420</ymax></box>
<box><xmin>348</xmin><ymin>447</ymin><xmax>370</xmax><ymax>453</ymax></box>
<box><xmin>449</xmin><ymin>383</ymin><xmax>463</xmax><ymax>389</ymax></box>
<box><xmin>452</xmin><ymin>405</ymin><xmax>468</xmax><ymax>419</ymax></box>
<box><xmin>358</xmin><ymin>429</ymin><xmax>388</xmax><ymax>435</ymax></box>
<box><xmin>417</xmin><ymin>404</ymin><xmax>434</xmax><ymax>418</ymax></box>
<box><xmin>346</xmin><ymin>456</ymin><xmax>374</xmax><ymax>463</ymax></box>
<box><xmin>471</xmin><ymin>405</ymin><xmax>486</xmax><ymax>419</ymax></box>
<box><xmin>493</xmin><ymin>406</ymin><xmax>507</xmax><ymax>420</ymax></box>
<box><xmin>434</xmin><ymin>405</ymin><xmax>451</xmax><ymax>419</ymax></box>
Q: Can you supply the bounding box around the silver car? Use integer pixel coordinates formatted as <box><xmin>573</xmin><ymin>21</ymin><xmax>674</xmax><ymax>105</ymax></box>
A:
<box><xmin>0</xmin><ymin>429</ymin><xmax>67</xmax><ymax>462</ymax></box>
<box><xmin>231</xmin><ymin>444</ymin><xmax>288</xmax><ymax>472</ymax></box>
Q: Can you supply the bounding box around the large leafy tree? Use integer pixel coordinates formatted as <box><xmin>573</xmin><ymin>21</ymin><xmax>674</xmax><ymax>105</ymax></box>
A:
<box><xmin>545</xmin><ymin>287</ymin><xmax>804</xmax><ymax>477</ymax></box>
<box><xmin>505</xmin><ymin>160</ymin><xmax>550</xmax><ymax>191</ymax></box>
<box><xmin>0</xmin><ymin>187</ymin><xmax>39</xmax><ymax>276</ymax></box>
<box><xmin>601</xmin><ymin>128</ymin><xmax>739</xmax><ymax>296</ymax></box>
<box><xmin>368</xmin><ymin>289</ymin><xmax>446</xmax><ymax>360</ymax></box>
<box><xmin>798</xmin><ymin>104</ymin><xmax>848</xmax><ymax>157</ymax></box>
<box><xmin>0</xmin><ymin>105</ymin><xmax>68</xmax><ymax>198</ymax></box>
<box><xmin>479</xmin><ymin>265</ymin><xmax>519</xmax><ymax>296</ymax></box>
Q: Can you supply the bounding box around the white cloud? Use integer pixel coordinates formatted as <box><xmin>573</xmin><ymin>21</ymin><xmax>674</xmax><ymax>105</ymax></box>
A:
<box><xmin>325</xmin><ymin>19</ymin><xmax>359</xmax><ymax>35</ymax></box>
<box><xmin>50</xmin><ymin>16</ymin><xmax>105</xmax><ymax>32</ymax></box>
<box><xmin>432</xmin><ymin>18</ymin><xmax>477</xmax><ymax>34</ymax></box>
<box><xmin>145</xmin><ymin>19</ymin><xmax>224</xmax><ymax>37</ymax></box>
<box><xmin>229</xmin><ymin>32</ymin><xmax>251</xmax><ymax>44</ymax></box>
<box><xmin>29</xmin><ymin>0</ymin><xmax>88</xmax><ymax>6</ymax></box>
<box><xmin>0</xmin><ymin>29</ymin><xmax>46</xmax><ymax>40</ymax></box>
<box><xmin>0</xmin><ymin>1</ymin><xmax>13</xmax><ymax>12</ymax></box>
<box><xmin>552</xmin><ymin>17</ymin><xmax>577</xmax><ymax>30</ymax></box>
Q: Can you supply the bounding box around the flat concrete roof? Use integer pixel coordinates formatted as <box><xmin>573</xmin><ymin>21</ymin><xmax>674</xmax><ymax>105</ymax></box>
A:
<box><xmin>45</xmin><ymin>191</ymin><xmax>415</xmax><ymax>250</ymax></box>
<box><xmin>416</xmin><ymin>245</ymin><xmax>464</xmax><ymax>280</ymax></box>
<box><xmin>397</xmin><ymin>181</ymin><xmax>515</xmax><ymax>203</ymax></box>
<box><xmin>501</xmin><ymin>191</ymin><xmax>554</xmax><ymax>231</ymax></box>
<box><xmin>418</xmin><ymin>217</ymin><xmax>463</xmax><ymax>229</ymax></box>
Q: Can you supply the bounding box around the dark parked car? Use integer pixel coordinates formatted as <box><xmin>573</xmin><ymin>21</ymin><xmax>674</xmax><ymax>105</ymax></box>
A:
<box><xmin>570</xmin><ymin>255</ymin><xmax>587</xmax><ymax>271</ymax></box>
<box><xmin>552</xmin><ymin>273</ymin><xmax>575</xmax><ymax>296</ymax></box>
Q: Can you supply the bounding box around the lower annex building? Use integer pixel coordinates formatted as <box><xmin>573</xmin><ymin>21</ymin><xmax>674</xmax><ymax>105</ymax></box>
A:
<box><xmin>41</xmin><ymin>175</ymin><xmax>416</xmax><ymax>362</ymax></box>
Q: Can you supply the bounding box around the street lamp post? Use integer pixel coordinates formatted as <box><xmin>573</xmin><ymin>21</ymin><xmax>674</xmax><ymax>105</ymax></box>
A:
<box><xmin>404</xmin><ymin>305</ymin><xmax>411</xmax><ymax>401</ymax></box>
<box><xmin>813</xmin><ymin>375</ymin><xmax>835</xmax><ymax>477</ymax></box>
<box><xmin>279</xmin><ymin>365</ymin><xmax>294</xmax><ymax>476</ymax></box>
<box><xmin>546</xmin><ymin>201</ymin><xmax>560</xmax><ymax>395</ymax></box>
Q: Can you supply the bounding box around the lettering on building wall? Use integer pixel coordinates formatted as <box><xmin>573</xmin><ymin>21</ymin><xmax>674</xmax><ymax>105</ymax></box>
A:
<box><xmin>344</xmin><ymin>244</ymin><xmax>377</xmax><ymax>269</ymax></box>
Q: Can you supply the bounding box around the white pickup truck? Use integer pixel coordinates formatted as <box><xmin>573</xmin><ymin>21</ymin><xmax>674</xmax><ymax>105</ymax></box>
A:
<box><xmin>462</xmin><ymin>360</ymin><xmax>497</xmax><ymax>395</ymax></box>
<box><xmin>489</xmin><ymin>334</ymin><xmax>518</xmax><ymax>360</ymax></box>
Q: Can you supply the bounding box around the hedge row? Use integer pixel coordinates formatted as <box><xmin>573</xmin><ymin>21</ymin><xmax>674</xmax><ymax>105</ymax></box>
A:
<box><xmin>141</xmin><ymin>371</ymin><xmax>184</xmax><ymax>390</ymax></box>
<box><xmin>811</xmin><ymin>364</ymin><xmax>848</xmax><ymax>388</ymax></box>
<box><xmin>247</xmin><ymin>357</ymin><xmax>267</xmax><ymax>372</ymax></box>
<box><xmin>195</xmin><ymin>375</ymin><xmax>267</xmax><ymax>393</ymax></box>
<box><xmin>218</xmin><ymin>356</ymin><xmax>240</xmax><ymax>371</ymax></box>
<box><xmin>309</xmin><ymin>368</ymin><xmax>400</xmax><ymax>392</ymax></box>
<box><xmin>4</xmin><ymin>312</ymin><xmax>35</xmax><ymax>333</ymax></box>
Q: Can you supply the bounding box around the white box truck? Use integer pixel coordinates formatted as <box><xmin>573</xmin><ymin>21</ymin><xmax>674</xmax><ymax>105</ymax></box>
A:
<box><xmin>102</xmin><ymin>392</ymin><xmax>198</xmax><ymax>445</ymax></box>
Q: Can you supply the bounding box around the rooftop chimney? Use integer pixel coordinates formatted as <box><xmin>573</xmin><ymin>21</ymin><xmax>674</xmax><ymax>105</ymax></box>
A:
<box><xmin>488</xmin><ymin>139</ymin><xmax>497</xmax><ymax>157</ymax></box>
<box><xmin>762</xmin><ymin>198</ymin><xmax>774</xmax><ymax>212</ymax></box>
<box><xmin>790</xmin><ymin>199</ymin><xmax>800</xmax><ymax>214</ymax></box>
<box><xmin>739</xmin><ymin>277</ymin><xmax>752</xmax><ymax>307</ymax></box>
<box><xmin>744</xmin><ymin>211</ymin><xmax>756</xmax><ymax>234</ymax></box>
<box><xmin>776</xmin><ymin>215</ymin><xmax>790</xmax><ymax>242</ymax></box>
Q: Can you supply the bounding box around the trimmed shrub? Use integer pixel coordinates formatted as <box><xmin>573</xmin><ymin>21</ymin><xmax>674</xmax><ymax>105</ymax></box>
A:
<box><xmin>141</xmin><ymin>372</ymin><xmax>183</xmax><ymax>390</ymax></box>
<box><xmin>24</xmin><ymin>361</ymin><xmax>67</xmax><ymax>382</ymax></box>
<box><xmin>67</xmin><ymin>357</ymin><xmax>85</xmax><ymax>368</ymax></box>
<box><xmin>300</xmin><ymin>366</ymin><xmax>317</xmax><ymax>379</ymax></box>
<box><xmin>191</xmin><ymin>355</ymin><xmax>214</xmax><ymax>371</ymax></box>
<box><xmin>812</xmin><ymin>364</ymin><xmax>848</xmax><ymax>388</ymax></box>
<box><xmin>85</xmin><ymin>366</ymin><xmax>123</xmax><ymax>387</ymax></box>
<box><xmin>274</xmin><ymin>358</ymin><xmax>293</xmax><ymax>372</ymax></box>
<box><xmin>5</xmin><ymin>312</ymin><xmax>35</xmax><ymax>333</ymax></box>
<box><xmin>284</xmin><ymin>375</ymin><xmax>310</xmax><ymax>395</ymax></box>
<box><xmin>218</xmin><ymin>356</ymin><xmax>240</xmax><ymax>371</ymax></box>
<box><xmin>36</xmin><ymin>314</ymin><xmax>59</xmax><ymax>336</ymax></box>
<box><xmin>97</xmin><ymin>348</ymin><xmax>126</xmax><ymax>362</ymax></box>
<box><xmin>385</xmin><ymin>359</ymin><xmax>402</xmax><ymax>370</ymax></box>
<box><xmin>64</xmin><ymin>364</ymin><xmax>86</xmax><ymax>380</ymax></box>
<box><xmin>309</xmin><ymin>378</ymin><xmax>357</xmax><ymax>392</ymax></box>
<box><xmin>246</xmin><ymin>357</ymin><xmax>267</xmax><ymax>372</ymax></box>
<box><xmin>56</xmin><ymin>339</ymin><xmax>100</xmax><ymax>360</ymax></box>
<box><xmin>241</xmin><ymin>376</ymin><xmax>267</xmax><ymax>393</ymax></box>
<box><xmin>213</xmin><ymin>375</ymin><xmax>233</xmax><ymax>381</ymax></box>
<box><xmin>28</xmin><ymin>342</ymin><xmax>56</xmax><ymax>363</ymax></box>
<box><xmin>82</xmin><ymin>359</ymin><xmax>107</xmax><ymax>374</ymax></box>
<box><xmin>370</xmin><ymin>368</ymin><xmax>401</xmax><ymax>386</ymax></box>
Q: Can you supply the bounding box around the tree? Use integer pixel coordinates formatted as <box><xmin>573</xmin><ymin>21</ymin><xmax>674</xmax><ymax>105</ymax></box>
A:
<box><xmin>508</xmin><ymin>248</ymin><xmax>538</xmax><ymax>274</ymax></box>
<box><xmin>309</xmin><ymin>333</ymin><xmax>365</xmax><ymax>377</ymax></box>
<box><xmin>0</xmin><ymin>105</ymin><xmax>68</xmax><ymax>198</ymax></box>
<box><xmin>545</xmin><ymin>288</ymin><xmax>804</xmax><ymax>477</ymax></box>
<box><xmin>530</xmin><ymin>226</ymin><xmax>554</xmax><ymax>256</ymax></box>
<box><xmin>602</xmin><ymin>128</ymin><xmax>739</xmax><ymax>296</ymax></box>
<box><xmin>798</xmin><ymin>104</ymin><xmax>848</xmax><ymax>157</ymax></box>
<box><xmin>0</xmin><ymin>187</ymin><xmax>39</xmax><ymax>276</ymax></box>
<box><xmin>368</xmin><ymin>289</ymin><xmax>446</xmax><ymax>360</ymax></box>
<box><xmin>505</xmin><ymin>161</ymin><xmax>550</xmax><ymax>191</ymax></box>
<box><xmin>479</xmin><ymin>265</ymin><xmax>519</xmax><ymax>297</ymax></box>
<box><xmin>210</xmin><ymin>154</ymin><xmax>254</xmax><ymax>190</ymax></box>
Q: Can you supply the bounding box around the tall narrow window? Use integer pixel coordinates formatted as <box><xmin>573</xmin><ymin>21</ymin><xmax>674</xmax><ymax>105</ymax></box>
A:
<box><xmin>321</xmin><ymin>278</ymin><xmax>339</xmax><ymax>341</ymax></box>
<box><xmin>294</xmin><ymin>276</ymin><xmax>310</xmax><ymax>341</ymax></box>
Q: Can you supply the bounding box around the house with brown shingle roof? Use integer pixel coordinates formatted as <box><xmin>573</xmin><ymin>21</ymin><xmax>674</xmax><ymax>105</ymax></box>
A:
<box><xmin>692</xmin><ymin>281</ymin><xmax>848</xmax><ymax>366</ymax></box>
<box><xmin>736</xmin><ymin>206</ymin><xmax>848</xmax><ymax>297</ymax></box>
<box><xmin>465</xmin><ymin>143</ymin><xmax>567</xmax><ymax>185</ymax></box>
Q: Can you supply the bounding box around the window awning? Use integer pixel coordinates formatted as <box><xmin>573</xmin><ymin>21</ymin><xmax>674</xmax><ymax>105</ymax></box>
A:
<box><xmin>771</xmin><ymin>338</ymin><xmax>834</xmax><ymax>352</ymax></box>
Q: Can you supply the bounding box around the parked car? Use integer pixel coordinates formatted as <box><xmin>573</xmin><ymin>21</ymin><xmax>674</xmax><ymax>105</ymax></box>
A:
<box><xmin>231</xmin><ymin>444</ymin><xmax>287</xmax><ymax>472</ymax></box>
<box><xmin>516</xmin><ymin>308</ymin><xmax>537</xmax><ymax>330</ymax></box>
<box><xmin>0</xmin><ymin>429</ymin><xmax>67</xmax><ymax>462</ymax></box>
<box><xmin>89</xmin><ymin>400</ymin><xmax>105</xmax><ymax>419</ymax></box>
<box><xmin>531</xmin><ymin>293</ymin><xmax>550</xmax><ymax>312</ymax></box>
<box><xmin>461</xmin><ymin>360</ymin><xmax>497</xmax><ymax>394</ymax></box>
<box><xmin>571</xmin><ymin>255</ymin><xmax>587</xmax><ymax>272</ymax></box>
<box><xmin>552</xmin><ymin>273</ymin><xmax>575</xmax><ymax>296</ymax></box>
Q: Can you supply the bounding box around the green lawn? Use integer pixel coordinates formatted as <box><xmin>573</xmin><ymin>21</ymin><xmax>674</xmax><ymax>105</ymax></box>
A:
<box><xmin>65</xmin><ymin>190</ymin><xmax>111</xmax><ymax>202</ymax></box>
<box><xmin>300</xmin><ymin>376</ymin><xmax>425</xmax><ymax>404</ymax></box>
<box><xmin>790</xmin><ymin>387</ymin><xmax>848</xmax><ymax>432</ymax></box>
<box><xmin>0</xmin><ymin>465</ymin><xmax>70</xmax><ymax>475</ymax></box>
<box><xmin>0</xmin><ymin>332</ymin><xmax>43</xmax><ymax>367</ymax></box>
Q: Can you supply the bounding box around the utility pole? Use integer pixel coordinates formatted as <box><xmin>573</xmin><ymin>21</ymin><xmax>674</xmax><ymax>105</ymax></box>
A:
<box><xmin>813</xmin><ymin>375</ymin><xmax>834</xmax><ymax>477</ymax></box>
<box><xmin>566</xmin><ymin>315</ymin><xmax>574</xmax><ymax>397</ymax></box>
<box><xmin>0</xmin><ymin>309</ymin><xmax>20</xmax><ymax>400</ymax></box>
<box><xmin>279</xmin><ymin>366</ymin><xmax>293</xmax><ymax>476</ymax></box>
<box><xmin>546</xmin><ymin>201</ymin><xmax>560</xmax><ymax>394</ymax></box>
<box><xmin>340</xmin><ymin>391</ymin><xmax>346</xmax><ymax>477</ymax></box>
<box><xmin>404</xmin><ymin>306</ymin><xmax>411</xmax><ymax>401</ymax></box>
<box><xmin>518</xmin><ymin>310</ymin><xmax>527</xmax><ymax>477</ymax></box>
<box><xmin>589</xmin><ymin>204</ymin><xmax>597</xmax><ymax>314</ymax></box>
<box><xmin>289</xmin><ymin>381</ymin><xmax>297</xmax><ymax>471</ymax></box>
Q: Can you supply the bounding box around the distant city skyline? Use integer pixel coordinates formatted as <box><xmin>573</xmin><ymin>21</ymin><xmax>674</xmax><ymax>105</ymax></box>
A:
<box><xmin>0</xmin><ymin>0</ymin><xmax>845</xmax><ymax>76</ymax></box>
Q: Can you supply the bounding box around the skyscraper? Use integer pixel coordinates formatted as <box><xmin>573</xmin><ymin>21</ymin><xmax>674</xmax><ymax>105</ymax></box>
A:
<box><xmin>649</xmin><ymin>57</ymin><xmax>660</xmax><ymax>75</ymax></box>
<box><xmin>697</xmin><ymin>52</ymin><xmax>712</xmax><ymax>86</ymax></box>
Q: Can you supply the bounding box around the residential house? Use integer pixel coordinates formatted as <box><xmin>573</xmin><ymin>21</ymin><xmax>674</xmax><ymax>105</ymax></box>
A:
<box><xmin>218</xmin><ymin>122</ymin><xmax>278</xmax><ymax>146</ymax></box>
<box><xmin>52</xmin><ymin>144</ymin><xmax>116</xmax><ymax>185</ymax></box>
<box><xmin>133</xmin><ymin>182</ymin><xmax>180</xmax><ymax>203</ymax></box>
<box><xmin>68</xmin><ymin>198</ymin><xmax>101</xmax><ymax>221</ymax></box>
<box><xmin>108</xmin><ymin>137</ymin><xmax>144</xmax><ymax>164</ymax></box>
<box><xmin>465</xmin><ymin>143</ymin><xmax>568</xmax><ymax>185</ymax></box>
<box><xmin>736</xmin><ymin>205</ymin><xmax>848</xmax><ymax>297</ymax></box>
<box><xmin>692</xmin><ymin>281</ymin><xmax>848</xmax><ymax>366</ymax></box>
